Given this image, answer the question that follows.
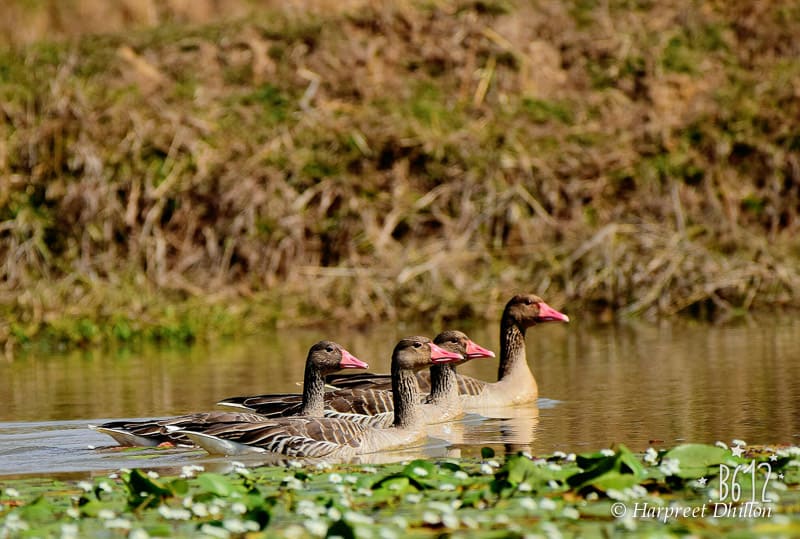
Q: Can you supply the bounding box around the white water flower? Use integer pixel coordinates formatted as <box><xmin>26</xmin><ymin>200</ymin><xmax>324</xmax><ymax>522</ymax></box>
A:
<box><xmin>566</xmin><ymin>453</ymin><xmax>576</xmax><ymax>462</ymax></box>
<box><xmin>600</xmin><ymin>449</ymin><xmax>615</xmax><ymax>457</ymax></box>
<box><xmin>390</xmin><ymin>516</ymin><xmax>407</xmax><ymax>529</ymax></box>
<box><xmin>315</xmin><ymin>461</ymin><xmax>332</xmax><ymax>470</ymax></box>
<box><xmin>223</xmin><ymin>519</ymin><xmax>258</xmax><ymax>533</ymax></box>
<box><xmin>643</xmin><ymin>447</ymin><xmax>658</xmax><ymax>465</ymax></box>
<box><xmin>4</xmin><ymin>488</ymin><xmax>19</xmax><ymax>498</ymax></box>
<box><xmin>548</xmin><ymin>462</ymin><xmax>562</xmax><ymax>471</ymax></box>
<box><xmin>362</xmin><ymin>466</ymin><xmax>377</xmax><ymax>474</ymax></box>
<box><xmin>519</xmin><ymin>497</ymin><xmax>537</xmax><ymax>511</ymax></box>
<box><xmin>287</xmin><ymin>460</ymin><xmax>303</xmax><ymax>468</ymax></box>
<box><xmin>552</xmin><ymin>451</ymin><xmax>567</xmax><ymax>459</ymax></box>
<box><xmin>146</xmin><ymin>471</ymin><xmax>159</xmax><ymax>479</ymax></box>
<box><xmin>547</xmin><ymin>480</ymin><xmax>560</xmax><ymax>489</ymax></box>
<box><xmin>344</xmin><ymin>474</ymin><xmax>358</xmax><ymax>484</ymax></box>
<box><xmin>192</xmin><ymin>503</ymin><xmax>209</xmax><ymax>517</ymax></box>
<box><xmin>97</xmin><ymin>481</ymin><xmax>113</xmax><ymax>493</ymax></box>
<box><xmin>487</xmin><ymin>459</ymin><xmax>500</xmax><ymax>468</ymax></box>
<box><xmin>104</xmin><ymin>518</ymin><xmax>131</xmax><ymax>530</ymax></box>
<box><xmin>480</xmin><ymin>463</ymin><xmax>494</xmax><ymax>475</ymax></box>
<box><xmin>585</xmin><ymin>492</ymin><xmax>599</xmax><ymax>501</ymax></box>
<box><xmin>732</xmin><ymin>439</ymin><xmax>746</xmax><ymax>447</ymax></box>
<box><xmin>199</xmin><ymin>524</ymin><xmax>230</xmax><ymax>538</ymax></box>
<box><xmin>378</xmin><ymin>527</ymin><xmax>399</xmax><ymax>539</ymax></box>
<box><xmin>405</xmin><ymin>494</ymin><xmax>422</xmax><ymax>504</ymax></box>
<box><xmin>66</xmin><ymin>507</ymin><xmax>80</xmax><ymax>519</ymax></box>
<box><xmin>422</xmin><ymin>511</ymin><xmax>440</xmax><ymax>525</ymax></box>
<box><xmin>158</xmin><ymin>505</ymin><xmax>191</xmax><ymax>520</ymax></box>
<box><xmin>77</xmin><ymin>481</ymin><xmax>93</xmax><ymax>493</ymax></box>
<box><xmin>715</xmin><ymin>441</ymin><xmax>729</xmax><ymax>450</ymax></box>
<box><xmin>412</xmin><ymin>466</ymin><xmax>428</xmax><ymax>476</ymax></box>
<box><xmin>659</xmin><ymin>458</ymin><xmax>681</xmax><ymax>476</ymax></box>
<box><xmin>304</xmin><ymin>519</ymin><xmax>328</xmax><ymax>537</ymax></box>
<box><xmin>494</xmin><ymin>513</ymin><xmax>510</xmax><ymax>524</ymax></box>
<box><xmin>562</xmin><ymin>507</ymin><xmax>580</xmax><ymax>520</ymax></box>
<box><xmin>540</xmin><ymin>498</ymin><xmax>557</xmax><ymax>511</ymax></box>
<box><xmin>129</xmin><ymin>529</ymin><xmax>150</xmax><ymax>539</ymax></box>
<box><xmin>345</xmin><ymin>511</ymin><xmax>374</xmax><ymax>525</ymax></box>
<box><xmin>454</xmin><ymin>470</ymin><xmax>469</xmax><ymax>480</ymax></box>
<box><xmin>328</xmin><ymin>473</ymin><xmax>343</xmax><ymax>484</ymax></box>
<box><xmin>539</xmin><ymin>521</ymin><xmax>563</xmax><ymax>539</ymax></box>
<box><xmin>230</xmin><ymin>502</ymin><xmax>247</xmax><ymax>515</ymax></box>
<box><xmin>442</xmin><ymin>513</ymin><xmax>459</xmax><ymax>528</ymax></box>
<box><xmin>60</xmin><ymin>523</ymin><xmax>79</xmax><ymax>539</ymax></box>
<box><xmin>518</xmin><ymin>482</ymin><xmax>532</xmax><ymax>492</ymax></box>
<box><xmin>282</xmin><ymin>476</ymin><xmax>304</xmax><ymax>490</ymax></box>
<box><xmin>327</xmin><ymin>507</ymin><xmax>342</xmax><ymax>521</ymax></box>
<box><xmin>356</xmin><ymin>487</ymin><xmax>373</xmax><ymax>497</ymax></box>
<box><xmin>440</xmin><ymin>483</ymin><xmax>455</xmax><ymax>491</ymax></box>
<box><xmin>97</xmin><ymin>509</ymin><xmax>116</xmax><ymax>520</ymax></box>
<box><xmin>180</xmin><ymin>464</ymin><xmax>204</xmax><ymax>478</ymax></box>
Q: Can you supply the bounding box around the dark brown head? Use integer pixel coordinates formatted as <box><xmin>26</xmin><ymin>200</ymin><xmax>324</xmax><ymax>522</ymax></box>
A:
<box><xmin>434</xmin><ymin>330</ymin><xmax>495</xmax><ymax>365</ymax></box>
<box><xmin>307</xmin><ymin>340</ymin><xmax>368</xmax><ymax>374</ymax></box>
<box><xmin>391</xmin><ymin>336</ymin><xmax>464</xmax><ymax>372</ymax></box>
<box><xmin>503</xmin><ymin>294</ymin><xmax>570</xmax><ymax>330</ymax></box>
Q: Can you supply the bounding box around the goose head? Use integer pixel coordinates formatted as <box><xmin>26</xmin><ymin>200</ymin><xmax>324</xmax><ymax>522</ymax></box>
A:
<box><xmin>434</xmin><ymin>330</ymin><xmax>495</xmax><ymax>365</ymax></box>
<box><xmin>503</xmin><ymin>294</ymin><xmax>570</xmax><ymax>330</ymax></box>
<box><xmin>392</xmin><ymin>336</ymin><xmax>463</xmax><ymax>371</ymax></box>
<box><xmin>308</xmin><ymin>340</ymin><xmax>369</xmax><ymax>373</ymax></box>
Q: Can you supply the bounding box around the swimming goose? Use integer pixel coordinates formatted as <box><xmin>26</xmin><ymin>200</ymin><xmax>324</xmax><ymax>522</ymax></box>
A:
<box><xmin>325</xmin><ymin>294</ymin><xmax>569</xmax><ymax>408</ymax></box>
<box><xmin>216</xmin><ymin>330</ymin><xmax>494</xmax><ymax>424</ymax></box>
<box><xmin>88</xmin><ymin>341</ymin><xmax>367</xmax><ymax>447</ymax></box>
<box><xmin>179</xmin><ymin>336</ymin><xmax>463</xmax><ymax>457</ymax></box>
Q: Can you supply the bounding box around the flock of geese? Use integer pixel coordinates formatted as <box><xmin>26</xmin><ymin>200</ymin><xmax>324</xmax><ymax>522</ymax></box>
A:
<box><xmin>89</xmin><ymin>294</ymin><xmax>569</xmax><ymax>460</ymax></box>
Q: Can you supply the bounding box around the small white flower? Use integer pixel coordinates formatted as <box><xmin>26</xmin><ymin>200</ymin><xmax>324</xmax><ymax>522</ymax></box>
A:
<box><xmin>562</xmin><ymin>507</ymin><xmax>580</xmax><ymax>519</ymax></box>
<box><xmin>287</xmin><ymin>460</ymin><xmax>303</xmax><ymax>468</ymax></box>
<box><xmin>191</xmin><ymin>503</ymin><xmax>209</xmax><ymax>517</ymax></box>
<box><xmin>129</xmin><ymin>529</ymin><xmax>150</xmax><ymax>539</ymax></box>
<box><xmin>566</xmin><ymin>453</ymin><xmax>576</xmax><ymax>462</ymax></box>
<box><xmin>643</xmin><ymin>447</ymin><xmax>658</xmax><ymax>465</ymax></box>
<box><xmin>547</xmin><ymin>480</ymin><xmax>560</xmax><ymax>489</ymax></box>
<box><xmin>715</xmin><ymin>441</ymin><xmax>729</xmax><ymax>450</ymax></box>
<box><xmin>66</xmin><ymin>507</ymin><xmax>80</xmax><ymax>519</ymax></box>
<box><xmin>327</xmin><ymin>507</ymin><xmax>342</xmax><ymax>521</ymax></box>
<box><xmin>405</xmin><ymin>494</ymin><xmax>422</xmax><ymax>504</ymax></box>
<box><xmin>77</xmin><ymin>481</ymin><xmax>93</xmax><ymax>493</ymax></box>
<box><xmin>620</xmin><ymin>515</ymin><xmax>637</xmax><ymax>531</ymax></box>
<box><xmin>732</xmin><ymin>439</ymin><xmax>746</xmax><ymax>447</ymax></box>
<box><xmin>659</xmin><ymin>458</ymin><xmax>681</xmax><ymax>476</ymax></box>
<box><xmin>182</xmin><ymin>496</ymin><xmax>193</xmax><ymax>508</ymax></box>
<box><xmin>487</xmin><ymin>460</ymin><xmax>500</xmax><ymax>468</ymax></box>
<box><xmin>199</xmin><ymin>524</ymin><xmax>230</xmax><ymax>538</ymax></box>
<box><xmin>223</xmin><ymin>519</ymin><xmax>251</xmax><ymax>533</ymax></box>
<box><xmin>97</xmin><ymin>509</ymin><xmax>115</xmax><ymax>520</ymax></box>
<box><xmin>4</xmin><ymin>488</ymin><xmax>20</xmax><ymax>498</ymax></box>
<box><xmin>97</xmin><ymin>481</ymin><xmax>112</xmax><ymax>493</ymax></box>
<box><xmin>362</xmin><ymin>466</ymin><xmax>377</xmax><ymax>474</ymax></box>
<box><xmin>107</xmin><ymin>472</ymin><xmax>119</xmax><ymax>479</ymax></box>
<box><xmin>304</xmin><ymin>519</ymin><xmax>328</xmax><ymax>537</ymax></box>
<box><xmin>462</xmin><ymin>516</ymin><xmax>479</xmax><ymax>529</ymax></box>
<box><xmin>518</xmin><ymin>482</ymin><xmax>532</xmax><ymax>492</ymax></box>
<box><xmin>356</xmin><ymin>487</ymin><xmax>373</xmax><ymax>497</ymax></box>
<box><xmin>442</xmin><ymin>513</ymin><xmax>459</xmax><ymax>528</ymax></box>
<box><xmin>390</xmin><ymin>516</ymin><xmax>407</xmax><ymax>529</ymax></box>
<box><xmin>548</xmin><ymin>462</ymin><xmax>562</xmax><ymax>471</ymax></box>
<box><xmin>344</xmin><ymin>474</ymin><xmax>358</xmax><ymax>484</ymax></box>
<box><xmin>328</xmin><ymin>473</ymin><xmax>343</xmax><ymax>484</ymax></box>
<box><xmin>585</xmin><ymin>492</ymin><xmax>599</xmax><ymax>501</ymax></box>
<box><xmin>480</xmin><ymin>463</ymin><xmax>494</xmax><ymax>475</ymax></box>
<box><xmin>494</xmin><ymin>513</ymin><xmax>510</xmax><ymax>524</ymax></box>
<box><xmin>539</xmin><ymin>521</ymin><xmax>563</xmax><ymax>539</ymax></box>
<box><xmin>422</xmin><ymin>511</ymin><xmax>440</xmax><ymax>525</ymax></box>
<box><xmin>519</xmin><ymin>497</ymin><xmax>537</xmax><ymax>511</ymax></box>
<box><xmin>146</xmin><ymin>471</ymin><xmax>159</xmax><ymax>479</ymax></box>
<box><xmin>607</xmin><ymin>488</ymin><xmax>625</xmax><ymax>500</ymax></box>
<box><xmin>412</xmin><ymin>466</ymin><xmax>428</xmax><ymax>476</ymax></box>
<box><xmin>158</xmin><ymin>505</ymin><xmax>191</xmax><ymax>520</ymax></box>
<box><xmin>600</xmin><ymin>449</ymin><xmax>615</xmax><ymax>457</ymax></box>
<box><xmin>521</xmin><ymin>451</ymin><xmax>533</xmax><ymax>459</ymax></box>
<box><xmin>454</xmin><ymin>470</ymin><xmax>469</xmax><ymax>480</ymax></box>
<box><xmin>61</xmin><ymin>523</ymin><xmax>79</xmax><ymax>539</ymax></box>
<box><xmin>282</xmin><ymin>476</ymin><xmax>304</xmax><ymax>490</ymax></box>
<box><xmin>552</xmin><ymin>451</ymin><xmax>567</xmax><ymax>459</ymax></box>
<box><xmin>440</xmin><ymin>483</ymin><xmax>456</xmax><ymax>491</ymax></box>
<box><xmin>180</xmin><ymin>464</ymin><xmax>204</xmax><ymax>478</ymax></box>
<box><xmin>104</xmin><ymin>518</ymin><xmax>131</xmax><ymax>530</ymax></box>
<box><xmin>315</xmin><ymin>461</ymin><xmax>332</xmax><ymax>470</ymax></box>
<box><xmin>344</xmin><ymin>511</ymin><xmax>374</xmax><ymax>525</ymax></box>
<box><xmin>230</xmin><ymin>461</ymin><xmax>245</xmax><ymax>469</ymax></box>
<box><xmin>230</xmin><ymin>502</ymin><xmax>247</xmax><ymax>515</ymax></box>
<box><xmin>2</xmin><ymin>513</ymin><xmax>29</xmax><ymax>532</ymax></box>
<box><xmin>540</xmin><ymin>498</ymin><xmax>557</xmax><ymax>511</ymax></box>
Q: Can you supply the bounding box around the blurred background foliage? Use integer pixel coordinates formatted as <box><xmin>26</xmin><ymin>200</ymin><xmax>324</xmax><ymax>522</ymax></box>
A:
<box><xmin>1</xmin><ymin>0</ymin><xmax>799</xmax><ymax>350</ymax></box>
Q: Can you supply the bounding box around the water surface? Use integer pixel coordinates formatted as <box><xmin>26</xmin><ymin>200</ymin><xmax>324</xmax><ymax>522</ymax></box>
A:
<box><xmin>1</xmin><ymin>318</ymin><xmax>798</xmax><ymax>478</ymax></box>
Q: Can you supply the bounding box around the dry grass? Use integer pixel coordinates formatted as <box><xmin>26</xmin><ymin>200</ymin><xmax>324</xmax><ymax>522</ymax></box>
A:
<box><xmin>1</xmin><ymin>0</ymin><xmax>799</xmax><ymax>351</ymax></box>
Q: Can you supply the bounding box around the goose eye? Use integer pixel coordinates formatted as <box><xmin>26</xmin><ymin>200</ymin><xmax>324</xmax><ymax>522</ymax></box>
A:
<box><xmin>326</xmin><ymin>346</ymin><xmax>334</xmax><ymax>353</ymax></box>
<box><xmin>413</xmin><ymin>342</ymin><xmax>422</xmax><ymax>349</ymax></box>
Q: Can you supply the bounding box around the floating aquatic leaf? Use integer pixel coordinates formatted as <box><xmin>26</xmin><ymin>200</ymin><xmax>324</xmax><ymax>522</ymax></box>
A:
<box><xmin>662</xmin><ymin>444</ymin><xmax>732</xmax><ymax>479</ymax></box>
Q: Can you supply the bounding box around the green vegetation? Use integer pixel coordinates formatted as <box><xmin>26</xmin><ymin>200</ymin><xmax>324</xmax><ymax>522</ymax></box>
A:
<box><xmin>1</xmin><ymin>0</ymin><xmax>800</xmax><ymax>352</ymax></box>
<box><xmin>2</xmin><ymin>443</ymin><xmax>799</xmax><ymax>537</ymax></box>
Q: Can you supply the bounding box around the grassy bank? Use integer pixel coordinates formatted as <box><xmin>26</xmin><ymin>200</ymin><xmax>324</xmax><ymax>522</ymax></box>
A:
<box><xmin>1</xmin><ymin>443</ymin><xmax>799</xmax><ymax>537</ymax></box>
<box><xmin>2</xmin><ymin>0</ymin><xmax>800</xmax><ymax>352</ymax></box>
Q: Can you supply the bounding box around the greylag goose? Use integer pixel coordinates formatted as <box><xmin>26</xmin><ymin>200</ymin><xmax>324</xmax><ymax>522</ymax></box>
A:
<box><xmin>88</xmin><ymin>341</ymin><xmax>367</xmax><ymax>447</ymax></box>
<box><xmin>178</xmin><ymin>336</ymin><xmax>463</xmax><ymax>457</ymax></box>
<box><xmin>215</xmin><ymin>330</ymin><xmax>494</xmax><ymax>424</ymax></box>
<box><xmin>325</xmin><ymin>294</ymin><xmax>569</xmax><ymax>408</ymax></box>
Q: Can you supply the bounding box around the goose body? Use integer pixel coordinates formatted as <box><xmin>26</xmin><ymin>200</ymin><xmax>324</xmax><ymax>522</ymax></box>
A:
<box><xmin>89</xmin><ymin>341</ymin><xmax>367</xmax><ymax>447</ymax></box>
<box><xmin>325</xmin><ymin>295</ymin><xmax>569</xmax><ymax>408</ymax></box>
<box><xmin>217</xmin><ymin>331</ymin><xmax>494</xmax><ymax>425</ymax></box>
<box><xmin>180</xmin><ymin>337</ymin><xmax>463</xmax><ymax>457</ymax></box>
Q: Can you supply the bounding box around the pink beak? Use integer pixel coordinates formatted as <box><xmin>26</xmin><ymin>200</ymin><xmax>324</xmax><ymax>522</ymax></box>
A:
<box><xmin>465</xmin><ymin>340</ymin><xmax>495</xmax><ymax>359</ymax></box>
<box><xmin>537</xmin><ymin>301</ymin><xmax>570</xmax><ymax>323</ymax></box>
<box><xmin>338</xmin><ymin>348</ymin><xmax>369</xmax><ymax>369</ymax></box>
<box><xmin>429</xmin><ymin>342</ymin><xmax>464</xmax><ymax>364</ymax></box>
